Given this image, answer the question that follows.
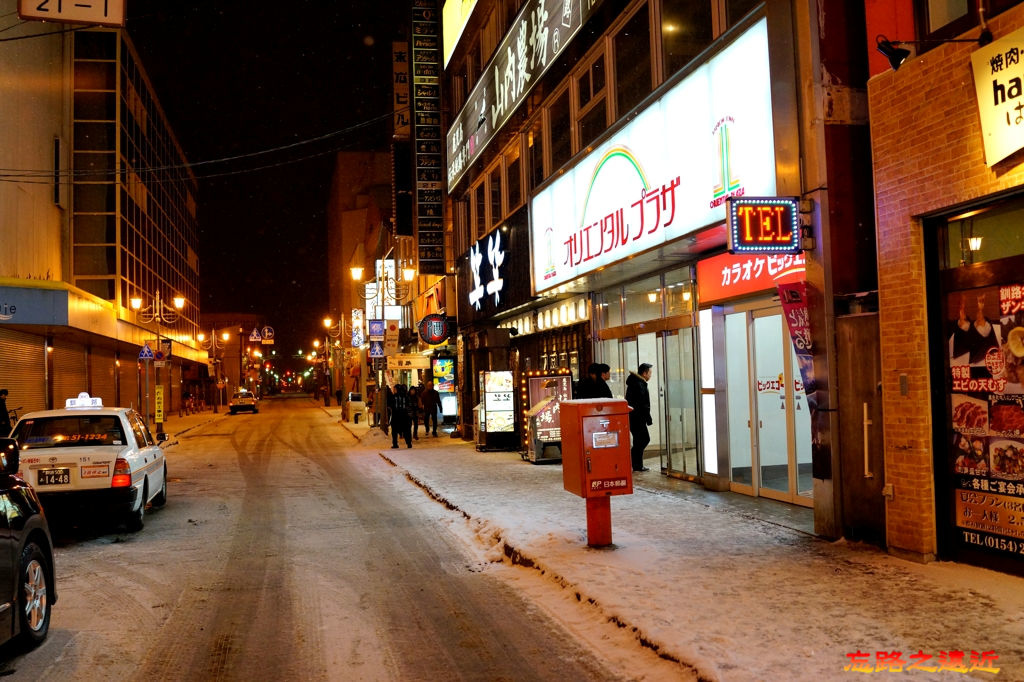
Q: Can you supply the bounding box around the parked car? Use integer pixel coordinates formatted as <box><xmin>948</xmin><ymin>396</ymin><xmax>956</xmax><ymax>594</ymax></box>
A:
<box><xmin>228</xmin><ymin>391</ymin><xmax>258</xmax><ymax>414</ymax></box>
<box><xmin>0</xmin><ymin>437</ymin><xmax>56</xmax><ymax>650</ymax></box>
<box><xmin>10</xmin><ymin>393</ymin><xmax>167</xmax><ymax>532</ymax></box>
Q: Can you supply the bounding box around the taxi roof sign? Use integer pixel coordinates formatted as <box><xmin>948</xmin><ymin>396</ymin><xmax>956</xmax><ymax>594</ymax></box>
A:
<box><xmin>66</xmin><ymin>392</ymin><xmax>103</xmax><ymax>409</ymax></box>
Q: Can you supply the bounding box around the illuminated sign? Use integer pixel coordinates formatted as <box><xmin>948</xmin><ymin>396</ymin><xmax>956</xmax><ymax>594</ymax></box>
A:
<box><xmin>19</xmin><ymin>0</ymin><xmax>124</xmax><ymax>27</ymax></box>
<box><xmin>726</xmin><ymin>197</ymin><xmax>800</xmax><ymax>254</ymax></box>
<box><xmin>972</xmin><ymin>26</ymin><xmax>1024</xmax><ymax>166</ymax></box>
<box><xmin>418</xmin><ymin>314</ymin><xmax>453</xmax><ymax>345</ymax></box>
<box><xmin>442</xmin><ymin>0</ymin><xmax>479</xmax><ymax>67</ymax></box>
<box><xmin>530</xmin><ymin>18</ymin><xmax>775</xmax><ymax>294</ymax></box>
<box><xmin>696</xmin><ymin>251</ymin><xmax>805</xmax><ymax>304</ymax></box>
<box><xmin>446</xmin><ymin>0</ymin><xmax>606</xmax><ymax>190</ymax></box>
<box><xmin>467</xmin><ymin>230</ymin><xmax>505</xmax><ymax>310</ymax></box>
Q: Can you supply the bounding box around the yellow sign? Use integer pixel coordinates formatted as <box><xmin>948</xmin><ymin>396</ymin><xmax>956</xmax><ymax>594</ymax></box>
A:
<box><xmin>155</xmin><ymin>386</ymin><xmax>164</xmax><ymax>424</ymax></box>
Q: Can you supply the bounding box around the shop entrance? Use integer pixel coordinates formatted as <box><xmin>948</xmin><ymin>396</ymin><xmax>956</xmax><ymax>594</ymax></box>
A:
<box><xmin>601</xmin><ymin>326</ymin><xmax>699</xmax><ymax>476</ymax></box>
<box><xmin>724</xmin><ymin>302</ymin><xmax>813</xmax><ymax>506</ymax></box>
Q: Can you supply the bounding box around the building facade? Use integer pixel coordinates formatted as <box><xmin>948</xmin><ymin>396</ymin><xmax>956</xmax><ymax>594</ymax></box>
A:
<box><xmin>868</xmin><ymin>0</ymin><xmax>1024</xmax><ymax>574</ymax></box>
<box><xmin>443</xmin><ymin>0</ymin><xmax>879</xmax><ymax>540</ymax></box>
<box><xmin>0</xmin><ymin>13</ymin><xmax>204</xmax><ymax>421</ymax></box>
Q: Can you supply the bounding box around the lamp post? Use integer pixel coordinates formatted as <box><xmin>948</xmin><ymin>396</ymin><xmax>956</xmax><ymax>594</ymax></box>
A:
<box><xmin>197</xmin><ymin>327</ymin><xmax>227</xmax><ymax>412</ymax></box>
<box><xmin>130</xmin><ymin>291</ymin><xmax>185</xmax><ymax>432</ymax></box>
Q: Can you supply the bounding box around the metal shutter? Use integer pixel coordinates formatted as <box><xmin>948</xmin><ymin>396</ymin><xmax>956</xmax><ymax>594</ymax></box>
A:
<box><xmin>120</xmin><ymin>358</ymin><xmax>142</xmax><ymax>412</ymax></box>
<box><xmin>0</xmin><ymin>329</ymin><xmax>47</xmax><ymax>415</ymax></box>
<box><xmin>51</xmin><ymin>340</ymin><xmax>88</xmax><ymax>405</ymax></box>
<box><xmin>89</xmin><ymin>347</ymin><xmax>117</xmax><ymax>406</ymax></box>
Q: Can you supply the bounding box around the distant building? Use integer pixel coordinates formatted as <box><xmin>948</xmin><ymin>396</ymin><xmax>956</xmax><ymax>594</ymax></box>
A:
<box><xmin>0</xmin><ymin>14</ymin><xmax>204</xmax><ymax>418</ymax></box>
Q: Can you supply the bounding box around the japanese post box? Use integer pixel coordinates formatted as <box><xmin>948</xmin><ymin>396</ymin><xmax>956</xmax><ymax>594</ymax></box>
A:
<box><xmin>560</xmin><ymin>399</ymin><xmax>633</xmax><ymax>498</ymax></box>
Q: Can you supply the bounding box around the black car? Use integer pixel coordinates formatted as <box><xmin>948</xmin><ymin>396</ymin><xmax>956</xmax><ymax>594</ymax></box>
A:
<box><xmin>0</xmin><ymin>438</ymin><xmax>56</xmax><ymax>651</ymax></box>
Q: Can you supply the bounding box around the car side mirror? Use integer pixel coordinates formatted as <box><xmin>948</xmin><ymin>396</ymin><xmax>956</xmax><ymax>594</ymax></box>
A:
<box><xmin>0</xmin><ymin>438</ymin><xmax>20</xmax><ymax>474</ymax></box>
<box><xmin>157</xmin><ymin>432</ymin><xmax>169</xmax><ymax>443</ymax></box>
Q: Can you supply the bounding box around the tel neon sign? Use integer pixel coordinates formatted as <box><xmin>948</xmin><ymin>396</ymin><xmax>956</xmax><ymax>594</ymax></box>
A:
<box><xmin>726</xmin><ymin>196</ymin><xmax>801</xmax><ymax>254</ymax></box>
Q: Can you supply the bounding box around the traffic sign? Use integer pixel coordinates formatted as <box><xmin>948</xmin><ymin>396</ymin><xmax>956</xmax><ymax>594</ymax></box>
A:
<box><xmin>261</xmin><ymin>326</ymin><xmax>275</xmax><ymax>345</ymax></box>
<box><xmin>249</xmin><ymin>328</ymin><xmax>262</xmax><ymax>342</ymax></box>
<box><xmin>368</xmin><ymin>340</ymin><xmax>385</xmax><ymax>359</ymax></box>
<box><xmin>139</xmin><ymin>343</ymin><xmax>154</xmax><ymax>360</ymax></box>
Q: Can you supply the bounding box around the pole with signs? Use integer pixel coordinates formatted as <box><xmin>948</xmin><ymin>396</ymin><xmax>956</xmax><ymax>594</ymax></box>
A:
<box><xmin>139</xmin><ymin>343</ymin><xmax>154</xmax><ymax>428</ymax></box>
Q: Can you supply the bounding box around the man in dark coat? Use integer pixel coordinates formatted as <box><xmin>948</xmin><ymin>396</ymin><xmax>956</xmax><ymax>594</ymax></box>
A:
<box><xmin>419</xmin><ymin>380</ymin><xmax>443</xmax><ymax>436</ymax></box>
<box><xmin>388</xmin><ymin>384</ymin><xmax>413</xmax><ymax>448</ymax></box>
<box><xmin>578</xmin><ymin>363</ymin><xmax>613</xmax><ymax>398</ymax></box>
<box><xmin>625</xmin><ymin>363</ymin><xmax>653</xmax><ymax>472</ymax></box>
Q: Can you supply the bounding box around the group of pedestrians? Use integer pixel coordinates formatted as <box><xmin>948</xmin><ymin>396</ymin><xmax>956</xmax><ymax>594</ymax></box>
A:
<box><xmin>576</xmin><ymin>362</ymin><xmax>653</xmax><ymax>473</ymax></box>
<box><xmin>386</xmin><ymin>380</ymin><xmax>443</xmax><ymax>449</ymax></box>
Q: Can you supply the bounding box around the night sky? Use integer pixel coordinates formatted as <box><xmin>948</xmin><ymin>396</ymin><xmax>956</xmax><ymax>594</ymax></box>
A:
<box><xmin>125</xmin><ymin>1</ymin><xmax>411</xmax><ymax>365</ymax></box>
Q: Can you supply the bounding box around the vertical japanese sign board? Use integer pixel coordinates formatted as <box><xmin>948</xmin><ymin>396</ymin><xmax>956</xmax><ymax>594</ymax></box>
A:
<box><xmin>19</xmin><ymin>0</ymin><xmax>125</xmax><ymax>26</ymax></box>
<box><xmin>155</xmin><ymin>386</ymin><xmax>165</xmax><ymax>424</ymax></box>
<box><xmin>412</xmin><ymin>0</ymin><xmax>445</xmax><ymax>275</ymax></box>
<box><xmin>393</xmin><ymin>41</ymin><xmax>411</xmax><ymax>139</ymax></box>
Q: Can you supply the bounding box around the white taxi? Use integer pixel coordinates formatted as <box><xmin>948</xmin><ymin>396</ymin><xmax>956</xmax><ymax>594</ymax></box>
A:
<box><xmin>10</xmin><ymin>393</ymin><xmax>168</xmax><ymax>532</ymax></box>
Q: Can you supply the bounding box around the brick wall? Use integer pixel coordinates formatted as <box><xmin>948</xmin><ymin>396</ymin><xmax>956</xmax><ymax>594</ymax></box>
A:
<box><xmin>868</xmin><ymin>5</ymin><xmax>1024</xmax><ymax>558</ymax></box>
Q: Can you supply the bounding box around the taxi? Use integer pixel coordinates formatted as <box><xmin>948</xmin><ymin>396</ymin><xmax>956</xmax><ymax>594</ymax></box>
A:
<box><xmin>10</xmin><ymin>393</ymin><xmax>168</xmax><ymax>532</ymax></box>
<box><xmin>228</xmin><ymin>390</ymin><xmax>258</xmax><ymax>414</ymax></box>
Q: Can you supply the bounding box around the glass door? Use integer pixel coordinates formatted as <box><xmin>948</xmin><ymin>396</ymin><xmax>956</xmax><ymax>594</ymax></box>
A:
<box><xmin>752</xmin><ymin>311</ymin><xmax>791</xmax><ymax>499</ymax></box>
<box><xmin>662</xmin><ymin>327</ymin><xmax>700</xmax><ymax>477</ymax></box>
<box><xmin>725</xmin><ymin>304</ymin><xmax>813</xmax><ymax>507</ymax></box>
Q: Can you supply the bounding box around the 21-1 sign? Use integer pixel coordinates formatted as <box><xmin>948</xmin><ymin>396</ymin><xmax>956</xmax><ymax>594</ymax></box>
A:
<box><xmin>726</xmin><ymin>196</ymin><xmax>802</xmax><ymax>254</ymax></box>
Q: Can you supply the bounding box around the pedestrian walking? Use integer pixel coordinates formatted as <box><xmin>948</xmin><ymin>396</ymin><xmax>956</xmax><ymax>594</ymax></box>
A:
<box><xmin>388</xmin><ymin>384</ymin><xmax>413</xmax><ymax>448</ymax></box>
<box><xmin>419</xmin><ymin>380</ymin><xmax>443</xmax><ymax>436</ymax></box>
<box><xmin>625</xmin><ymin>363</ymin><xmax>653</xmax><ymax>472</ymax></box>
<box><xmin>577</xmin><ymin>363</ymin><xmax>613</xmax><ymax>399</ymax></box>
<box><xmin>0</xmin><ymin>389</ymin><xmax>10</xmax><ymax>436</ymax></box>
<box><xmin>408</xmin><ymin>385</ymin><xmax>422</xmax><ymax>440</ymax></box>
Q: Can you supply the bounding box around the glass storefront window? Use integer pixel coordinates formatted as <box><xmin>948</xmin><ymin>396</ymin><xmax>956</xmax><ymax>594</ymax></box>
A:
<box><xmin>624</xmin><ymin>275</ymin><xmax>663</xmax><ymax>324</ymax></box>
<box><xmin>941</xmin><ymin>198</ymin><xmax>1024</xmax><ymax>270</ymax></box>
<box><xmin>596</xmin><ymin>286</ymin><xmax>622</xmax><ymax>329</ymax></box>
<box><xmin>664</xmin><ymin>267</ymin><xmax>695</xmax><ymax>317</ymax></box>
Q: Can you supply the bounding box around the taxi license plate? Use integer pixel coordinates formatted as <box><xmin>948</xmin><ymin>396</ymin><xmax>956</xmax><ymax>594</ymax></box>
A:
<box><xmin>38</xmin><ymin>468</ymin><xmax>71</xmax><ymax>485</ymax></box>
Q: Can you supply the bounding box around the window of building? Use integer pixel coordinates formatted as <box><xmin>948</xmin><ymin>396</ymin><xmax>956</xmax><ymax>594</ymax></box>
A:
<box><xmin>548</xmin><ymin>87</ymin><xmax>572</xmax><ymax>171</ymax></box>
<box><xmin>726</xmin><ymin>0</ymin><xmax>762</xmax><ymax>26</ymax></box>
<box><xmin>614</xmin><ymin>4</ymin><xmax>653</xmax><ymax>117</ymax></box>
<box><xmin>526</xmin><ymin>116</ymin><xmax>545</xmax><ymax>191</ymax></box>
<box><xmin>913</xmin><ymin>0</ymin><xmax>1021</xmax><ymax>43</ymax></box>
<box><xmin>473</xmin><ymin>180</ymin><xmax>487</xmax><ymax>239</ymax></box>
<box><xmin>489</xmin><ymin>163</ymin><xmax>503</xmax><ymax>228</ymax></box>
<box><xmin>505</xmin><ymin>141</ymin><xmax>523</xmax><ymax>211</ymax></box>
<box><xmin>662</xmin><ymin>0</ymin><xmax>714</xmax><ymax>78</ymax></box>
<box><xmin>454</xmin><ymin>197</ymin><xmax>471</xmax><ymax>255</ymax></box>
<box><xmin>596</xmin><ymin>286</ymin><xmax>623</xmax><ymax>329</ymax></box>
<box><xmin>664</xmin><ymin>266</ymin><xmax>695</xmax><ymax>317</ymax></box>
<box><xmin>576</xmin><ymin>53</ymin><xmax>608</xmax><ymax>150</ymax></box>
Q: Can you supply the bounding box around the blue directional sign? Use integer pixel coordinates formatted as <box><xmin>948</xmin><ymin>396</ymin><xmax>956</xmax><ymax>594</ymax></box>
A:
<box><xmin>368</xmin><ymin>319</ymin><xmax>385</xmax><ymax>342</ymax></box>
<box><xmin>368</xmin><ymin>340</ymin><xmax>385</xmax><ymax>359</ymax></box>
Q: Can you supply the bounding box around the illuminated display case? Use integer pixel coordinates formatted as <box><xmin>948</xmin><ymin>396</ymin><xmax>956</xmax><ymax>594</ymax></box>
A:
<box><xmin>521</xmin><ymin>369</ymin><xmax>573</xmax><ymax>463</ymax></box>
<box><xmin>476</xmin><ymin>370</ymin><xmax>519</xmax><ymax>451</ymax></box>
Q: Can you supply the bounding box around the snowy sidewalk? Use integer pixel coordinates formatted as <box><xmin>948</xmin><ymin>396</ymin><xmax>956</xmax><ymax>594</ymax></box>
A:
<box><xmin>339</xmin><ymin>419</ymin><xmax>1023</xmax><ymax>681</ymax></box>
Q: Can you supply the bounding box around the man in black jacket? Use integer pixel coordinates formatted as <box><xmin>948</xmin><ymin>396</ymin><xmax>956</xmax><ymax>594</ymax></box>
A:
<box><xmin>625</xmin><ymin>363</ymin><xmax>653</xmax><ymax>472</ymax></box>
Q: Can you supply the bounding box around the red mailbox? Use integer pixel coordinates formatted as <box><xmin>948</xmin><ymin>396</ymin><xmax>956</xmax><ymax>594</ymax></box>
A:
<box><xmin>560</xmin><ymin>399</ymin><xmax>633</xmax><ymax>547</ymax></box>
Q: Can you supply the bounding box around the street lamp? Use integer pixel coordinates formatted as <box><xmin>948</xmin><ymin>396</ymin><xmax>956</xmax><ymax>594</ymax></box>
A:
<box><xmin>350</xmin><ymin>247</ymin><xmax>416</xmax><ymax>320</ymax></box>
<box><xmin>197</xmin><ymin>328</ymin><xmax>227</xmax><ymax>412</ymax></box>
<box><xmin>130</xmin><ymin>291</ymin><xmax>185</xmax><ymax>432</ymax></box>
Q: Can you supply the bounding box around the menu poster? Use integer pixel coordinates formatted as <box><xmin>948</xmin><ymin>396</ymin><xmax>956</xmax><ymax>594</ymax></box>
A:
<box><xmin>482</xmin><ymin>371</ymin><xmax>515</xmax><ymax>433</ymax></box>
<box><xmin>527</xmin><ymin>374</ymin><xmax>573</xmax><ymax>442</ymax></box>
<box><xmin>947</xmin><ymin>284</ymin><xmax>1024</xmax><ymax>558</ymax></box>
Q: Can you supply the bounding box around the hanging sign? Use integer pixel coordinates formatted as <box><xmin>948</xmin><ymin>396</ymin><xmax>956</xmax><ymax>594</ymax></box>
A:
<box><xmin>418</xmin><ymin>314</ymin><xmax>452</xmax><ymax>345</ymax></box>
<box><xmin>726</xmin><ymin>197</ymin><xmax>801</xmax><ymax>254</ymax></box>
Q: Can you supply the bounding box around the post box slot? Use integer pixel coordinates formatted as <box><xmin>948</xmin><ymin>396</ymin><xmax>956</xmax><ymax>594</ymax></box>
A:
<box><xmin>592</xmin><ymin>431</ymin><xmax>618</xmax><ymax>448</ymax></box>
